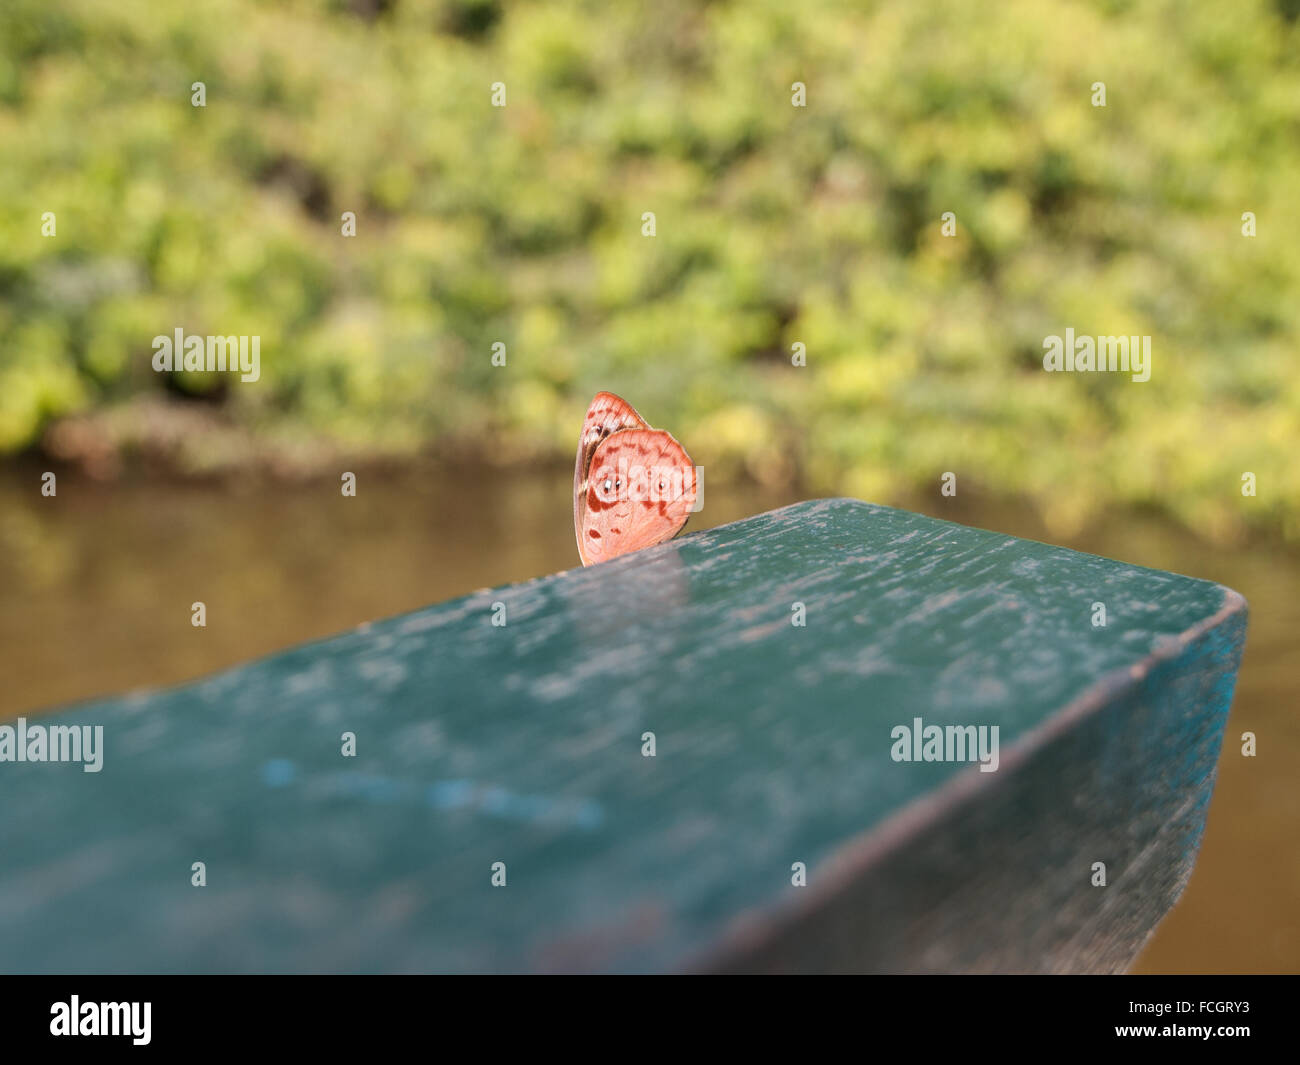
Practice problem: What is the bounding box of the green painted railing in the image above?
[0,500,1247,973]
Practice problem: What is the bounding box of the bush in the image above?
[2,0,1298,538]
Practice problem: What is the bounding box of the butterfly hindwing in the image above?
[578,427,697,566]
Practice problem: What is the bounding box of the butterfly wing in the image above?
[574,392,650,552]
[578,428,697,566]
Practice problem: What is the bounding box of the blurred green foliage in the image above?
[1,0,1298,538]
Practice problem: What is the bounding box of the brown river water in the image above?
[0,463,1295,973]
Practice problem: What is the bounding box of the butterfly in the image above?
[573,392,698,566]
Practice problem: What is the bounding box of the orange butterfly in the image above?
[573,392,698,566]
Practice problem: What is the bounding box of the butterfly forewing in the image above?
[573,392,650,549]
